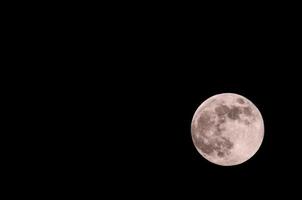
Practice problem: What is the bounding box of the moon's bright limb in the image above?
[191,93,264,166]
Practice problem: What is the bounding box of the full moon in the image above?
[191,93,264,166]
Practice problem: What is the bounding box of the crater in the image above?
[243,106,252,116]
[217,151,225,157]
[218,116,226,124]
[244,119,251,125]
[215,123,226,136]
[237,98,245,104]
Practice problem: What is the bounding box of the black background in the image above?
[98,19,299,196]
[77,39,298,195]
[12,4,302,196]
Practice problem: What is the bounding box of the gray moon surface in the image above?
[191,93,264,166]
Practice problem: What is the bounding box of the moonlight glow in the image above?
[191,93,264,166]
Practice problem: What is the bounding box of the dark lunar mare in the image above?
[192,134,234,157]
[192,107,235,158]
[192,133,215,154]
[227,106,242,120]
[192,111,216,154]
[215,105,230,115]
[192,126,234,157]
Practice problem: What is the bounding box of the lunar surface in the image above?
[191,93,264,166]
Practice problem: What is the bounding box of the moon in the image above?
[191,93,264,166]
